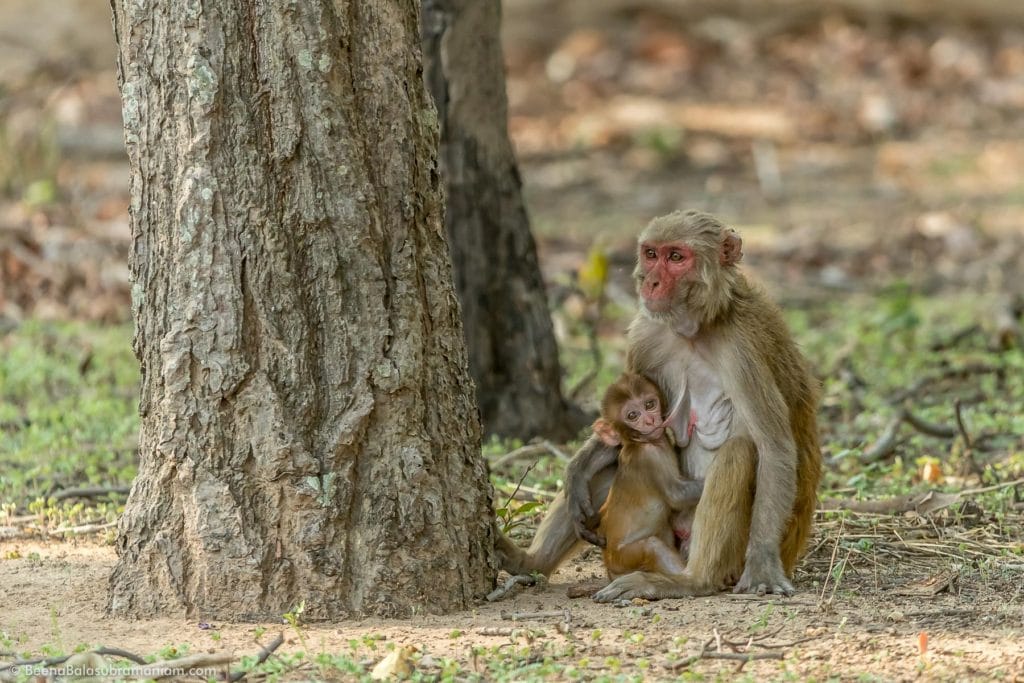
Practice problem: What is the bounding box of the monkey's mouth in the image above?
[641,296,672,314]
[633,426,666,443]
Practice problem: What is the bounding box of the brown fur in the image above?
[497,210,821,599]
[596,374,701,579]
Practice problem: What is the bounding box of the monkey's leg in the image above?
[686,436,755,585]
[593,438,756,602]
[614,536,689,576]
[497,465,615,576]
[779,476,816,576]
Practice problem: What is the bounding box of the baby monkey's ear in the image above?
[592,418,621,447]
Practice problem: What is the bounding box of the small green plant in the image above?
[281,601,307,651]
[495,500,545,534]
[749,603,775,633]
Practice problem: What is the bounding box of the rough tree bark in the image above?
[421,0,586,440]
[108,0,496,620]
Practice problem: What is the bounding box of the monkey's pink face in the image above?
[622,393,664,439]
[638,241,695,312]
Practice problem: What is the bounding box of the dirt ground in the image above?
[1,536,1021,680]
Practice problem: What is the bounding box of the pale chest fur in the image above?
[630,316,741,479]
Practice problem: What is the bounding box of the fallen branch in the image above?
[929,324,982,351]
[819,479,1024,515]
[477,627,516,636]
[954,399,981,476]
[890,363,1002,404]
[48,521,117,537]
[0,647,147,674]
[671,648,785,671]
[50,485,131,502]
[492,441,569,471]
[229,633,285,682]
[121,653,234,679]
[903,410,956,439]
[960,477,1024,496]
[829,403,967,468]
[499,609,569,621]
[855,412,905,464]
[819,489,960,515]
[487,574,536,602]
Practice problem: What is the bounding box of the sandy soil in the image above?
[1,538,1021,681]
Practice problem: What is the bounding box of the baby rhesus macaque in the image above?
[593,373,703,578]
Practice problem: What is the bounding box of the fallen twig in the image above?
[499,608,568,621]
[0,647,147,675]
[492,440,569,471]
[96,648,148,665]
[504,483,556,502]
[48,521,117,537]
[487,574,536,602]
[929,324,982,351]
[960,477,1024,496]
[818,477,1024,515]
[856,412,905,464]
[818,517,843,605]
[954,399,981,476]
[828,402,971,468]
[903,410,956,439]
[121,652,234,679]
[491,444,548,471]
[477,627,516,636]
[671,648,784,671]
[229,632,285,682]
[50,485,131,502]
[819,489,960,515]
[890,363,1002,404]
[723,593,813,605]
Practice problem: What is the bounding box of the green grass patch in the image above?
[0,320,138,516]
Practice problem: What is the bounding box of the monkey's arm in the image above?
[723,344,798,595]
[661,477,704,511]
[564,433,618,546]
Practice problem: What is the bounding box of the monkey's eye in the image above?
[645,398,657,410]
[644,248,657,260]
[669,251,685,262]
[626,410,640,422]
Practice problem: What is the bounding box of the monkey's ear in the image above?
[593,418,621,447]
[720,229,743,266]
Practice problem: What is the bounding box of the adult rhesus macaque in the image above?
[496,210,821,599]
[593,373,703,578]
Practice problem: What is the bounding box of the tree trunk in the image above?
[108,0,496,620]
[421,0,586,441]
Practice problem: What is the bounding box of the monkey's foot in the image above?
[733,556,795,596]
[593,573,657,602]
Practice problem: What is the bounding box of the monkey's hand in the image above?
[733,550,794,596]
[566,470,605,547]
[565,436,616,547]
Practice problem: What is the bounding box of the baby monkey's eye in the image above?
[626,410,640,422]
[645,399,657,410]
